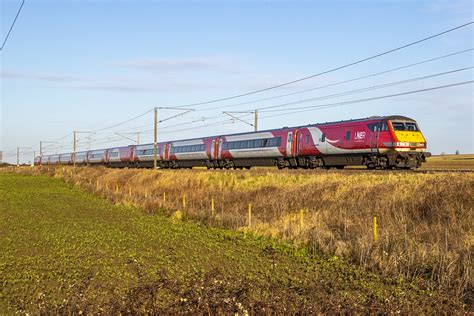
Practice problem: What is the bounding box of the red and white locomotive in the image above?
[36,115,430,169]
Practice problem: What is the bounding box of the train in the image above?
[35,115,430,170]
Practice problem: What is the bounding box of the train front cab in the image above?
[384,117,429,169]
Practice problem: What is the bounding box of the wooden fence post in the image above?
[248,203,252,228]
[373,216,378,243]
[300,209,304,230]
[211,196,215,216]
[182,195,186,209]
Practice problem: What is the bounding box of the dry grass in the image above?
[6,165,474,306]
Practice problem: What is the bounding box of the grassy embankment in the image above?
[6,161,473,310]
[1,173,464,313]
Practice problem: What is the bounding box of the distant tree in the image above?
[441,152,446,156]
[455,150,460,155]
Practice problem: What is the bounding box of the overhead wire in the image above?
[83,108,154,133]
[0,0,25,51]
[194,48,474,112]
[256,67,473,112]
[97,47,474,138]
[170,22,473,108]
[145,80,473,135]
[93,66,472,137]
[259,80,474,118]
[88,50,473,142]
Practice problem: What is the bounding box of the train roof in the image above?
[139,115,416,145]
[45,115,417,153]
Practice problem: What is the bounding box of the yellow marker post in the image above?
[300,209,304,230]
[373,216,378,243]
[129,186,132,197]
[182,195,186,209]
[105,182,108,190]
[145,189,148,198]
[248,203,252,228]
[211,196,215,216]
[115,185,119,193]
[163,192,166,207]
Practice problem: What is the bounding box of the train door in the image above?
[164,144,170,160]
[286,131,293,157]
[211,139,215,159]
[291,129,299,157]
[370,124,380,154]
[218,138,223,160]
[297,129,309,155]
[211,137,220,160]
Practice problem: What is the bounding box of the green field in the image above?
[0,173,467,313]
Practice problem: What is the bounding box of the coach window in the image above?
[306,134,310,144]
[345,131,351,140]
[288,133,292,143]
[320,133,326,142]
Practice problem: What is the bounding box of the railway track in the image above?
[316,168,472,174]
[1,165,473,174]
[339,168,474,174]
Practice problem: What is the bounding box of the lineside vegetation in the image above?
[2,173,468,313]
[6,164,473,308]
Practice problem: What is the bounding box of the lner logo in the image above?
[354,131,366,140]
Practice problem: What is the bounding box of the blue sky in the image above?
[1,0,472,163]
